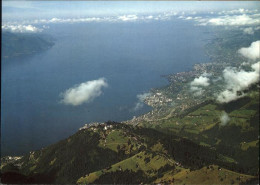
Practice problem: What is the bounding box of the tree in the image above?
[117,145,120,151]
[128,139,131,146]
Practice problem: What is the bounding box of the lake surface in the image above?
[1,19,211,156]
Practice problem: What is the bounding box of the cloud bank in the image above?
[217,8,258,15]
[217,62,260,103]
[217,41,260,103]
[3,12,175,27]
[220,111,230,126]
[207,14,260,26]
[238,40,260,60]
[189,12,260,27]
[4,9,259,32]
[2,24,42,33]
[61,78,108,106]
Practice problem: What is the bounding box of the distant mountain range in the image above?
[1,88,258,184]
[2,32,54,59]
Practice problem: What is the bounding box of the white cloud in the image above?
[242,26,260,35]
[48,17,102,23]
[178,15,202,21]
[218,8,259,15]
[190,86,204,96]
[2,24,42,33]
[146,15,153,19]
[197,14,260,26]
[220,111,230,126]
[238,41,260,60]
[209,14,260,26]
[251,62,260,73]
[61,78,108,106]
[217,89,244,103]
[217,62,260,103]
[3,10,181,27]
[185,16,193,20]
[118,15,138,21]
[243,27,254,35]
[190,73,210,96]
[191,75,210,87]
[193,16,202,20]
[133,93,150,111]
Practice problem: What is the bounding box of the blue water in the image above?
[1,20,211,156]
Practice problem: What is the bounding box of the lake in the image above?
[1,19,211,156]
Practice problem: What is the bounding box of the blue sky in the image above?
[3,1,260,21]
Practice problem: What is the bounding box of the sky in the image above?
[2,1,260,21]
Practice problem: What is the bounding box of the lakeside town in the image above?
[126,61,228,124]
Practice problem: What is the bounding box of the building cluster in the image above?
[79,122,114,131]
[144,92,173,107]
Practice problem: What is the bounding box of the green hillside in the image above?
[141,89,259,175]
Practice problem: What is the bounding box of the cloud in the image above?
[185,16,193,20]
[208,14,260,26]
[196,13,260,26]
[2,10,180,28]
[217,61,260,103]
[242,26,260,35]
[178,15,202,21]
[1,24,42,33]
[61,78,108,106]
[118,15,138,21]
[217,8,259,15]
[190,73,210,96]
[190,86,204,96]
[243,27,254,35]
[238,41,260,60]
[191,75,210,87]
[3,13,167,27]
[0,12,174,34]
[48,17,102,23]
[251,61,260,73]
[220,111,230,126]
[146,15,153,19]
[133,93,150,111]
